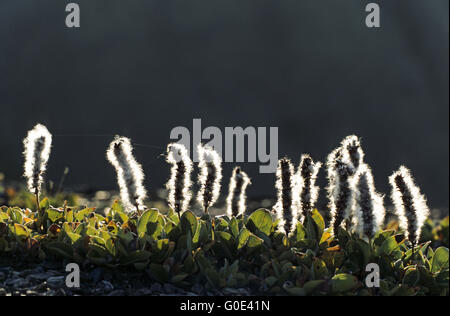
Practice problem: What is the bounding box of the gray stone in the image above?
[99,280,114,293]
[222,287,250,295]
[6,277,29,288]
[163,283,177,293]
[191,283,204,295]
[108,289,126,296]
[28,273,52,281]
[149,283,162,292]
[46,276,65,287]
[134,288,153,295]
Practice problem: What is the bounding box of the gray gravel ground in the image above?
[0,260,253,296]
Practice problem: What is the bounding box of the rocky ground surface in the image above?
[0,260,252,296]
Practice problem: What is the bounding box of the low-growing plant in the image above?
[0,126,447,296]
[0,203,447,296]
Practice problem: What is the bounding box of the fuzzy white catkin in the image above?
[274,158,299,235]
[341,135,365,174]
[351,164,385,239]
[326,147,342,205]
[389,166,430,245]
[197,144,222,212]
[327,147,354,234]
[23,124,52,195]
[106,136,147,213]
[226,167,251,218]
[296,154,322,221]
[166,143,193,215]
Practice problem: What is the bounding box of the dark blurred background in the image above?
[0,0,448,210]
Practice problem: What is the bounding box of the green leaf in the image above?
[246,208,273,236]
[303,280,325,295]
[65,210,74,222]
[13,223,30,240]
[204,268,223,288]
[247,234,264,250]
[66,232,82,245]
[171,273,189,284]
[39,198,50,211]
[304,214,319,241]
[45,241,73,259]
[0,210,9,222]
[284,286,306,296]
[431,247,449,273]
[312,258,328,279]
[137,209,159,235]
[216,231,235,258]
[8,208,23,224]
[148,263,169,283]
[110,201,128,223]
[337,226,351,246]
[311,209,325,239]
[105,238,116,256]
[46,208,64,223]
[403,267,420,286]
[75,208,94,221]
[378,236,399,256]
[264,276,278,287]
[152,239,174,263]
[229,217,240,239]
[331,274,359,293]
[180,211,198,236]
[237,228,251,250]
[193,220,210,246]
[373,229,395,246]
[295,222,306,241]
[90,236,106,247]
[215,218,229,231]
[121,250,151,265]
[86,243,109,265]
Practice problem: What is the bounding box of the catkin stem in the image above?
[35,192,41,216]
[176,203,181,220]
[135,203,142,217]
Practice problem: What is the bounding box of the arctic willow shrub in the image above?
[0,202,448,296]
[1,129,448,296]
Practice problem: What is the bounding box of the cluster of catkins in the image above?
[107,138,253,218]
[275,135,430,246]
[273,155,322,235]
[21,124,430,246]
